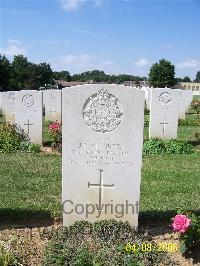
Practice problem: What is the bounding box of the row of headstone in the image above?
[0,85,145,228]
[0,85,195,228]
[0,86,193,145]
[142,87,193,117]
[0,90,62,144]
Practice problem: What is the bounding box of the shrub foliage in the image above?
[179,115,200,126]
[143,139,194,155]
[0,123,40,153]
[191,100,200,114]
[43,220,171,266]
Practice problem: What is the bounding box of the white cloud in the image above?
[176,59,200,69]
[60,0,104,11]
[0,40,26,57]
[60,54,94,67]
[8,39,23,46]
[52,53,116,73]
[135,58,150,67]
[60,0,84,11]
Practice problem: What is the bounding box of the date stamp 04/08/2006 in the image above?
[125,242,179,253]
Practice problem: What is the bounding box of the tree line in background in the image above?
[0,54,200,91]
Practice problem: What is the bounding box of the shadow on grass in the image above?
[187,140,200,147]
[0,208,55,228]
[184,248,200,264]
[139,209,200,226]
[43,140,53,147]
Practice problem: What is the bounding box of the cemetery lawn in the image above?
[0,152,199,224]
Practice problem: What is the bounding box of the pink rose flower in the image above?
[172,214,191,233]
[49,122,61,130]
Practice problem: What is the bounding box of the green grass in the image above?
[144,113,200,141]
[0,152,199,223]
[193,95,200,100]
[140,153,200,222]
[0,110,199,224]
[0,153,61,220]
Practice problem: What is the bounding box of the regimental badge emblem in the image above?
[22,94,34,107]
[158,92,173,105]
[83,89,123,133]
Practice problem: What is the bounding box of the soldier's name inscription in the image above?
[68,138,134,167]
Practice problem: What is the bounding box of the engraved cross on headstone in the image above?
[24,119,34,134]
[160,120,169,136]
[88,169,114,207]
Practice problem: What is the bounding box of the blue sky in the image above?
[1,0,200,78]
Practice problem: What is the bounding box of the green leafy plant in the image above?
[194,132,200,141]
[19,142,41,153]
[0,123,40,153]
[144,107,150,115]
[143,139,194,155]
[0,123,28,153]
[0,237,23,266]
[44,120,53,127]
[178,116,200,126]
[171,212,200,255]
[43,220,171,266]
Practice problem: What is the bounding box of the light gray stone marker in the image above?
[149,88,179,139]
[174,89,186,119]
[15,90,43,144]
[141,86,151,110]
[43,90,62,123]
[4,91,16,123]
[62,84,145,228]
[184,90,193,112]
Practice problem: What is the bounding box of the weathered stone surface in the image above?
[43,90,62,122]
[4,91,16,123]
[15,90,43,144]
[149,88,179,139]
[62,84,145,228]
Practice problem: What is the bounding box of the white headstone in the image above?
[149,88,178,139]
[174,89,186,119]
[43,90,62,123]
[62,84,145,228]
[141,87,151,110]
[4,91,16,123]
[184,90,193,112]
[15,90,43,145]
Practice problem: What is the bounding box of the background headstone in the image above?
[174,89,186,119]
[43,90,62,123]
[62,84,145,228]
[4,91,16,123]
[141,87,151,110]
[184,90,193,113]
[15,90,43,145]
[149,88,178,139]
